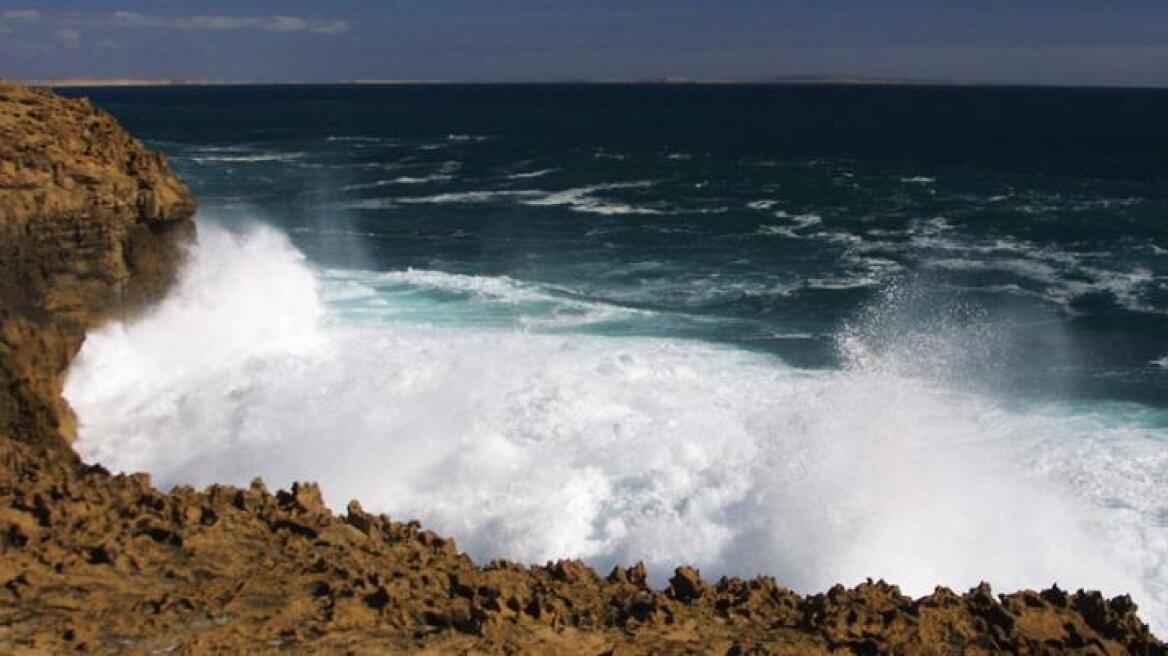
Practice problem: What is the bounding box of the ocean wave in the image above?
[393,175,456,185]
[188,152,305,164]
[398,190,546,204]
[924,257,1062,280]
[64,221,1168,633]
[342,174,455,191]
[900,176,936,184]
[998,191,1146,216]
[756,225,800,238]
[288,227,389,241]
[1069,197,1144,210]
[294,161,389,171]
[756,213,823,238]
[335,268,552,304]
[337,198,396,210]
[814,231,863,246]
[321,266,649,329]
[326,135,386,143]
[790,213,822,229]
[523,182,662,215]
[857,227,1161,314]
[178,144,254,153]
[1058,266,1158,312]
[800,277,881,291]
[507,168,558,180]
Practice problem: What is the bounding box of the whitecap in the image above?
[508,168,558,180]
[523,182,661,216]
[359,268,552,304]
[392,175,455,185]
[791,213,822,229]
[342,174,455,191]
[189,152,305,164]
[326,135,385,143]
[925,258,1062,282]
[756,225,800,238]
[399,190,545,204]
[755,212,823,238]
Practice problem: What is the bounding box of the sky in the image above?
[2,1,1168,86]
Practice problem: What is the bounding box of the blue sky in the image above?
[2,1,1167,85]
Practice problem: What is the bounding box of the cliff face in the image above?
[0,80,196,446]
[0,81,1163,654]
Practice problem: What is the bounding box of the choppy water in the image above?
[60,85,1168,631]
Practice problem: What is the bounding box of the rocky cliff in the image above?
[0,80,1163,654]
[0,80,196,448]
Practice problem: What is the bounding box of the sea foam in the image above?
[64,221,1168,633]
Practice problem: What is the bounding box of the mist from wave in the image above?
[64,221,1168,633]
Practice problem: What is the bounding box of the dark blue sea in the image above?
[60,85,1168,629]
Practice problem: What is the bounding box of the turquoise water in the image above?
[75,84,1168,408]
[61,85,1168,630]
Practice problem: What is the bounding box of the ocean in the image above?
[59,84,1168,629]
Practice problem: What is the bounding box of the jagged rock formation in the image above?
[2,447,1164,654]
[0,80,1164,654]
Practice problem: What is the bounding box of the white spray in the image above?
[65,221,1168,632]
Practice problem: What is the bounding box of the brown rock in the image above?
[666,566,707,603]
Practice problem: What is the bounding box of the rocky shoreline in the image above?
[0,79,1163,654]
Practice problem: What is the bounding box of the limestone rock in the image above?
[0,78,196,447]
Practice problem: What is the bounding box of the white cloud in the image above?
[2,10,348,45]
[94,38,122,52]
[0,8,40,34]
[54,28,81,49]
[0,9,41,23]
[95,11,350,34]
[263,16,307,33]
[305,19,349,35]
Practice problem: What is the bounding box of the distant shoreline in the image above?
[23,77,1168,91]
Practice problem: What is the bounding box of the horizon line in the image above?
[17,76,1168,92]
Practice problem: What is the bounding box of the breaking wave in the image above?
[64,221,1168,633]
